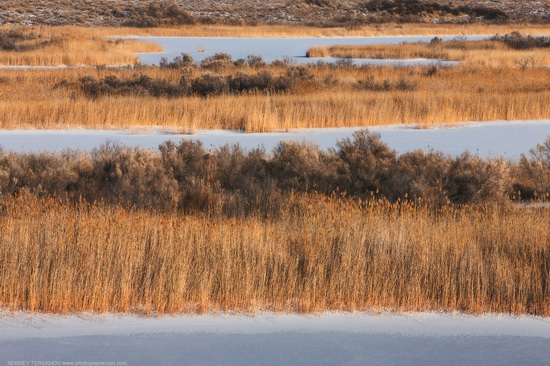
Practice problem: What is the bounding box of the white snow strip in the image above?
[1,312,549,366]
[121,35,488,65]
[1,120,549,159]
[2,312,549,340]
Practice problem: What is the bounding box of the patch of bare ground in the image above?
[0,0,547,27]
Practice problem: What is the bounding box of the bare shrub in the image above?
[245,55,267,68]
[159,53,195,69]
[362,0,509,23]
[79,70,291,99]
[229,72,271,93]
[191,74,229,96]
[0,151,85,198]
[304,0,333,7]
[271,141,338,192]
[444,153,510,204]
[79,75,190,98]
[335,130,397,197]
[200,53,233,70]
[0,30,29,51]
[158,140,218,212]
[122,1,195,27]
[392,150,450,203]
[87,143,179,209]
[212,145,278,216]
[228,71,293,94]
[1,136,548,213]
[492,32,550,50]
[356,77,416,91]
[514,137,550,199]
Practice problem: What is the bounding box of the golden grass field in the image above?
[0,24,548,131]
[0,24,548,316]
[0,61,548,131]
[0,35,161,66]
[0,193,547,315]
[69,23,550,38]
[307,39,550,68]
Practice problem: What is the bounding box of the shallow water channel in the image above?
[125,35,488,66]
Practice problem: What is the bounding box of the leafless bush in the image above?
[0,30,55,51]
[79,70,292,98]
[362,0,509,23]
[0,151,83,197]
[200,53,233,70]
[191,74,229,96]
[271,141,338,192]
[245,55,267,68]
[335,130,397,197]
[304,0,334,7]
[87,143,180,209]
[159,53,195,69]
[444,153,510,204]
[392,150,450,203]
[356,77,417,91]
[514,137,550,198]
[492,32,550,50]
[0,133,547,214]
[122,1,196,27]
[80,75,191,98]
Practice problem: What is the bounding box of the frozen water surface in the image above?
[123,35,487,66]
[1,312,549,366]
[1,120,549,159]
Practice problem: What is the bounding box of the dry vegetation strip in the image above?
[0,28,161,66]
[0,26,548,131]
[71,23,550,38]
[0,62,548,131]
[307,37,550,68]
[1,131,548,213]
[0,193,547,315]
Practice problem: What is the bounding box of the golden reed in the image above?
[0,193,547,315]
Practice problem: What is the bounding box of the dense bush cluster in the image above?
[79,71,293,98]
[0,30,29,51]
[118,1,195,27]
[1,132,548,215]
[491,32,550,49]
[160,53,269,70]
[3,0,547,27]
[362,0,509,22]
[79,75,189,98]
[0,30,54,51]
[77,54,316,98]
[304,0,334,7]
[356,77,417,91]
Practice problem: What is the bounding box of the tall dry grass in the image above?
[0,91,548,131]
[0,193,547,315]
[44,24,550,38]
[0,26,548,131]
[0,63,548,131]
[307,39,550,68]
[0,28,161,66]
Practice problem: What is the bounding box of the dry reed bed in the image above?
[1,91,547,131]
[0,63,548,131]
[0,24,548,67]
[32,24,550,38]
[307,39,550,68]
[0,26,548,131]
[0,193,547,315]
[0,31,161,66]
